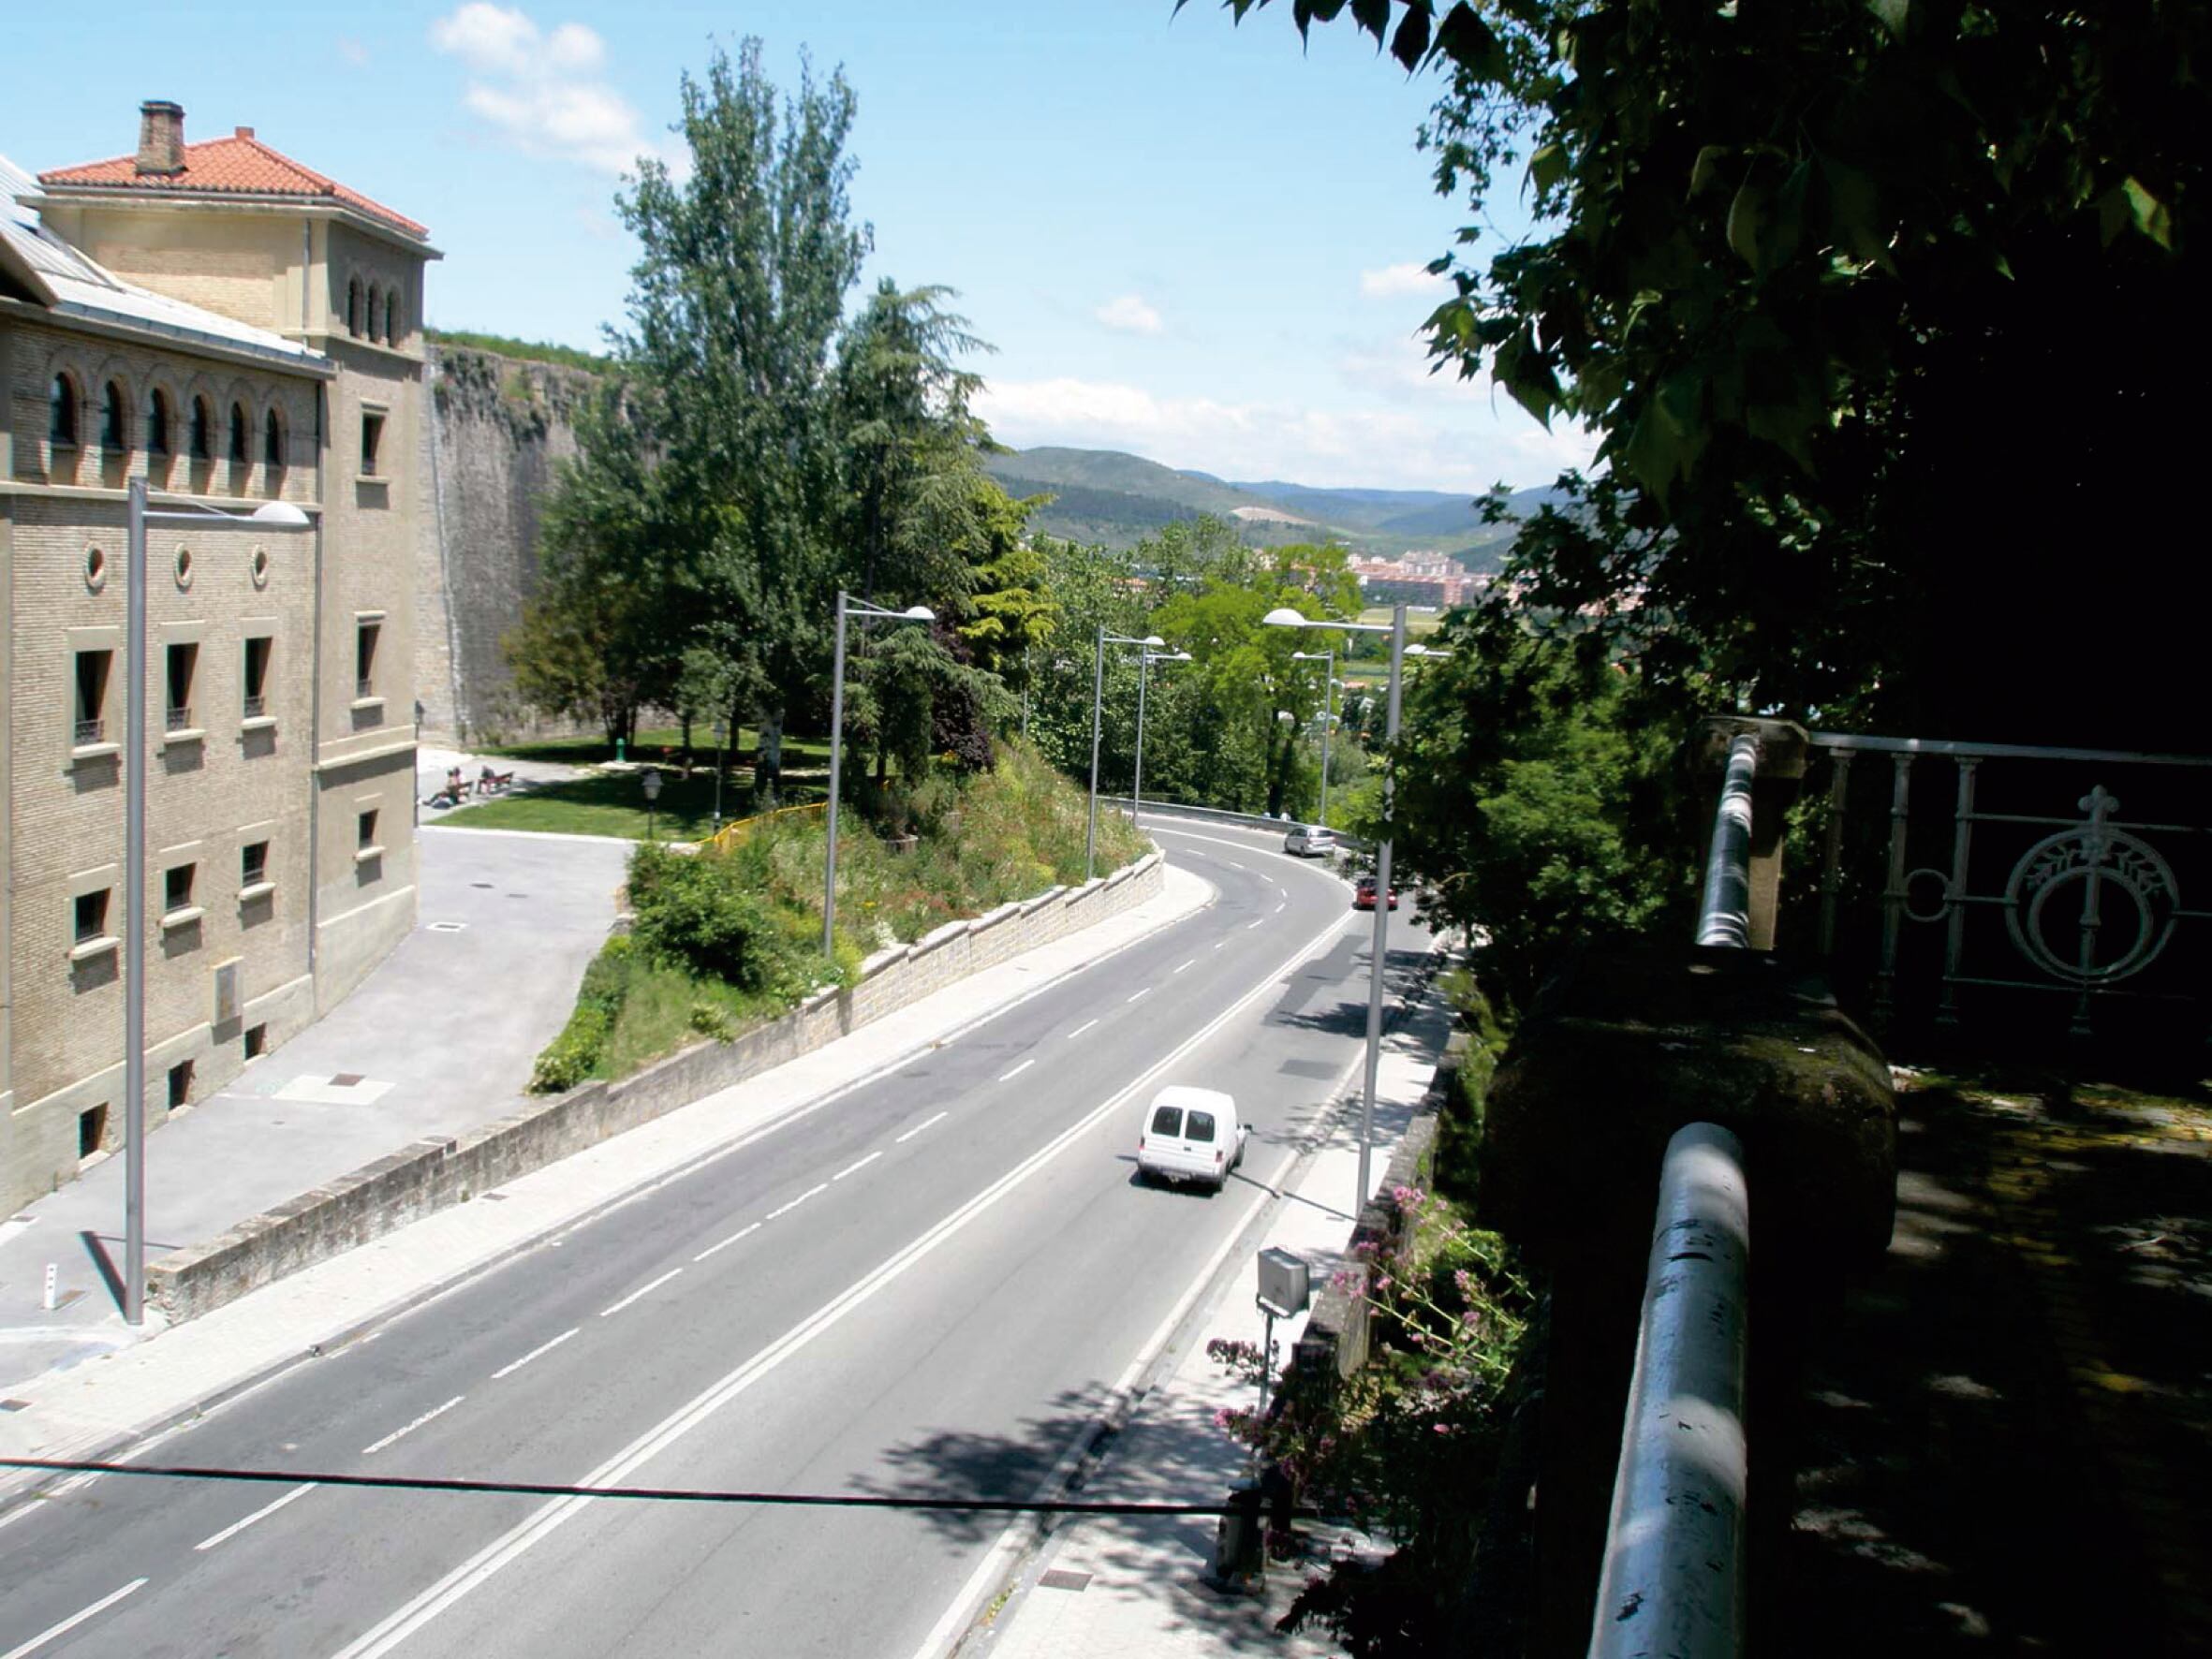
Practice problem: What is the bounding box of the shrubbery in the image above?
[529,935,640,1092]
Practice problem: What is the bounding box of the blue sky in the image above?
[6,1,1596,492]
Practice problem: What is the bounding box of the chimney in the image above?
[234,126,255,140]
[136,100,185,176]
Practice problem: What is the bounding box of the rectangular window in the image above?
[361,410,385,477]
[244,1023,269,1060]
[243,636,273,718]
[356,622,380,699]
[358,809,380,851]
[168,1061,194,1111]
[1185,1109,1218,1144]
[1149,1105,1183,1138]
[74,649,111,745]
[163,862,196,917]
[241,839,270,888]
[165,641,198,732]
[80,1105,109,1158]
[74,889,110,944]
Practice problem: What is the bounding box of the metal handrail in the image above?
[1589,1121,1750,1659]
[242,694,267,719]
[74,717,105,746]
[1696,733,1761,947]
[165,703,193,731]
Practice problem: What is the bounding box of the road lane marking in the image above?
[766,1183,828,1221]
[1276,901,1287,914]
[330,905,1356,1659]
[194,1483,316,1550]
[491,1328,579,1379]
[598,1269,683,1317]
[1,1579,147,1658]
[1246,918,1264,930]
[693,1224,760,1262]
[1066,1019,1099,1039]
[895,1111,949,1144]
[1126,989,1149,1004]
[833,1152,881,1182]
[997,1059,1035,1081]
[361,1396,465,1456]
[1172,959,1196,974]
[1228,860,1246,870]
[1214,941,1227,950]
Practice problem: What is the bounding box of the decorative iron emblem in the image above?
[2003,786,2179,985]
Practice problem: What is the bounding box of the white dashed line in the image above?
[694,1224,760,1262]
[998,1058,1035,1081]
[361,1396,465,1456]
[1,1579,147,1657]
[1228,860,1246,870]
[1246,918,1264,930]
[1126,989,1149,1004]
[1066,1019,1099,1039]
[491,1327,578,1379]
[767,1183,829,1221]
[895,1111,949,1144]
[833,1152,881,1182]
[195,1483,316,1551]
[1214,941,1228,950]
[1276,901,1286,914]
[1172,959,1196,974]
[598,1269,682,1317]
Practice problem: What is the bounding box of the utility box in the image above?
[1257,1247,1310,1318]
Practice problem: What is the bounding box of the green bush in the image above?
[627,843,815,997]
[528,935,640,1091]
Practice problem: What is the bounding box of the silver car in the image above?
[1283,824,1337,857]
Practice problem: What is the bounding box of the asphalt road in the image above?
[0,822,1433,1659]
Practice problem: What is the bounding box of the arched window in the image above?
[146,389,171,455]
[188,396,213,461]
[385,291,403,346]
[263,408,284,472]
[347,277,362,337]
[369,286,385,345]
[100,380,128,452]
[229,403,250,466]
[49,374,78,448]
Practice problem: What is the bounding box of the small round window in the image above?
[84,545,108,591]
[174,547,194,589]
[250,547,271,588]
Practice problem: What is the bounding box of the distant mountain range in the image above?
[981,446,1565,568]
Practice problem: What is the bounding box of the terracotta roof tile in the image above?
[40,130,427,240]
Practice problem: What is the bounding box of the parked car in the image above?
[1353,874,1398,911]
[1135,1085,1248,1194]
[1283,824,1338,858]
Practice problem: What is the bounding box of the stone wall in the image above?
[417,344,597,745]
[148,852,1167,1322]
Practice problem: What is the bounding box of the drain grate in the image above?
[1038,1570,1092,1592]
[0,1400,28,1413]
[331,1073,364,1087]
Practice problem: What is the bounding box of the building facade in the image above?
[0,105,435,1211]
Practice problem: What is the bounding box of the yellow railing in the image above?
[701,799,827,855]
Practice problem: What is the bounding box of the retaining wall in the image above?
[149,853,1165,1323]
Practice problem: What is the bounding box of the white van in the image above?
[1136,1085,1248,1193]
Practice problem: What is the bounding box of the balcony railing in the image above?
[165,703,193,732]
[73,716,105,746]
[356,677,376,699]
[242,694,267,719]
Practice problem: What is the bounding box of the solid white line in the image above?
[598,1270,682,1317]
[491,1327,579,1379]
[894,1110,949,1144]
[766,1182,829,1221]
[1,1579,148,1658]
[997,1058,1035,1081]
[1066,1019,1099,1039]
[194,1483,316,1550]
[833,1152,881,1182]
[331,906,1355,1659]
[693,1223,760,1262]
[1126,988,1149,1004]
[361,1396,465,1456]
[1172,959,1196,975]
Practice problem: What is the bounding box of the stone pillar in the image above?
[1480,943,1895,1655]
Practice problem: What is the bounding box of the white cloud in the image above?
[430,4,656,176]
[338,37,371,68]
[1095,293,1164,336]
[976,374,1599,492]
[1359,261,1449,299]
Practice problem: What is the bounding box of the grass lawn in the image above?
[484,725,833,769]
[439,768,825,841]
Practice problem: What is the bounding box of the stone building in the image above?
[0,103,435,1212]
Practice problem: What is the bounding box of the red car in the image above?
[1353,875,1398,911]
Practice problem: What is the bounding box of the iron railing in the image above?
[165,703,192,732]
[73,717,105,746]
[241,694,267,719]
[1696,732,1761,947]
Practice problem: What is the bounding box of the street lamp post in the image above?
[641,766,662,843]
[1291,648,1336,827]
[710,718,727,832]
[1084,629,1163,879]
[1130,648,1190,826]
[822,592,936,957]
[122,477,309,1325]
[1262,603,1450,1207]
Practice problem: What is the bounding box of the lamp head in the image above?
[902,605,936,622]
[641,768,662,801]
[1142,634,1165,648]
[249,500,311,529]
[1261,608,1308,629]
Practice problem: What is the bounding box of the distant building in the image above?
[0,101,435,1211]
[1349,551,1485,609]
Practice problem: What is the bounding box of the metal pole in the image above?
[1253,1307,1277,1475]
[1084,624,1105,881]
[822,592,850,957]
[1354,606,1407,1210]
[712,725,725,832]
[1131,651,1150,826]
[1320,650,1335,829]
[124,477,148,1326]
[1696,732,1762,948]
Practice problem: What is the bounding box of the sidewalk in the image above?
[974,971,1456,1659]
[0,864,1216,1496]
